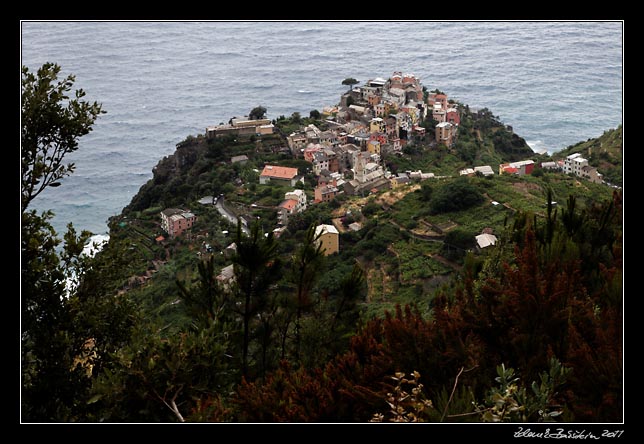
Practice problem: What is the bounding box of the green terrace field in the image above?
[348,169,617,318]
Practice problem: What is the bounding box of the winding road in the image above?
[215,197,250,235]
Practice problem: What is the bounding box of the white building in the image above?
[563,153,589,175]
[284,189,307,212]
[474,165,495,177]
[475,233,498,249]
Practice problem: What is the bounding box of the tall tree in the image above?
[341,77,359,91]
[289,224,325,362]
[21,63,104,211]
[232,220,281,378]
[21,63,134,421]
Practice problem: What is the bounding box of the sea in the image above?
[21,21,623,240]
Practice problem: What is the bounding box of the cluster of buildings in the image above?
[288,72,459,158]
[560,153,603,183]
[458,159,536,178]
[281,72,455,204]
[538,153,601,184]
[165,72,607,259]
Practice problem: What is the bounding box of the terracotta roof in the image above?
[279,199,298,211]
[260,165,299,180]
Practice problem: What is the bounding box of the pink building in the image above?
[314,180,339,203]
[446,108,460,125]
[160,208,197,237]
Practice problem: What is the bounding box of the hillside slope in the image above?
[553,125,622,186]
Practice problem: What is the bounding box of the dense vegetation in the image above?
[21,63,622,424]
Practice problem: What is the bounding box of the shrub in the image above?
[429,177,484,214]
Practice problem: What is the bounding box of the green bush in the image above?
[429,177,484,214]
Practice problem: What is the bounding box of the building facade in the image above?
[160,208,197,237]
[314,224,340,256]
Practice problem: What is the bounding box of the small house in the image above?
[160,208,197,237]
[259,165,300,186]
[314,224,340,256]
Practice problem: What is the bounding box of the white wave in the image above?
[82,234,110,258]
[526,140,550,155]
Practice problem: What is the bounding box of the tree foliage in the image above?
[249,106,267,120]
[21,63,105,211]
[21,63,135,422]
[232,220,282,378]
[429,177,484,214]
[341,77,359,89]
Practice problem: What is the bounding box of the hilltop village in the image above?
[159,71,607,252]
[24,61,623,423]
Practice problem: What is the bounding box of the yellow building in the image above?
[367,139,381,156]
[314,224,340,256]
[369,117,386,133]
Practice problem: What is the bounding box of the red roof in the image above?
[279,199,298,211]
[260,165,298,180]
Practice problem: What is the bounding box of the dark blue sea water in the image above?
[21,21,623,237]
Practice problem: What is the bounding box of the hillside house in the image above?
[446,108,461,125]
[312,151,329,175]
[369,117,386,134]
[277,199,299,225]
[563,153,587,175]
[314,181,340,203]
[160,208,197,237]
[287,132,308,155]
[499,160,535,176]
[284,189,307,212]
[460,168,475,176]
[475,233,498,249]
[367,139,381,156]
[304,124,322,144]
[581,165,603,184]
[259,165,300,186]
[433,104,446,123]
[561,153,602,183]
[333,143,361,171]
[231,154,249,165]
[474,165,495,177]
[216,264,236,290]
[436,121,456,146]
[303,144,323,162]
[541,161,560,171]
[314,224,340,256]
